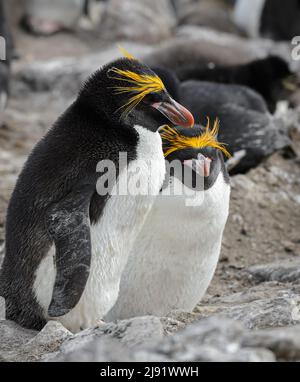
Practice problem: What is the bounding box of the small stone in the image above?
[165,309,200,326]
[282,240,296,253]
[232,213,244,225]
[17,321,73,361]
[98,0,175,44]
[244,261,300,284]
[241,227,247,236]
[144,316,275,362]
[242,325,300,361]
[222,297,300,329]
[0,320,72,362]
[160,317,185,336]
[220,255,229,263]
[46,337,134,362]
[59,316,164,356]
[0,320,37,354]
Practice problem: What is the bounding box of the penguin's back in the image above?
[180,80,269,114]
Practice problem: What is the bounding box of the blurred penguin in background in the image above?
[21,0,85,35]
[234,0,300,40]
[176,56,297,113]
[172,0,239,35]
[153,67,290,174]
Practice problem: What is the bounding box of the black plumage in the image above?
[176,56,295,113]
[152,67,290,174]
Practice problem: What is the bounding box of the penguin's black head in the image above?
[160,120,230,190]
[150,66,181,102]
[78,57,194,132]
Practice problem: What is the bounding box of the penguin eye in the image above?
[143,93,162,104]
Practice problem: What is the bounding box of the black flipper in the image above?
[46,185,93,317]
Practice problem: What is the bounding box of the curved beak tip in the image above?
[179,106,195,128]
[152,99,194,128]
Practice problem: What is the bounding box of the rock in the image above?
[242,325,300,361]
[244,261,300,284]
[0,320,72,362]
[204,283,299,306]
[160,310,201,335]
[176,0,239,35]
[59,316,164,354]
[144,32,261,70]
[0,296,5,320]
[98,0,176,44]
[0,320,37,355]
[222,297,300,329]
[165,309,200,325]
[141,317,275,362]
[48,337,135,362]
[176,26,292,60]
[46,316,275,362]
[24,0,85,29]
[0,238,5,262]
[17,321,72,361]
[44,316,164,362]
[171,0,196,12]
[195,284,300,329]
[160,310,200,335]
[144,25,294,70]
[13,43,154,96]
[160,316,186,336]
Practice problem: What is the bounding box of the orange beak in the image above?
[151,98,194,127]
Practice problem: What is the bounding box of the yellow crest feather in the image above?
[118,45,136,60]
[160,117,231,158]
[108,67,165,117]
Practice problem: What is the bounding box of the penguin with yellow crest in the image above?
[107,119,231,320]
[0,50,194,332]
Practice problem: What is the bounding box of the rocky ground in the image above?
[1,1,300,362]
